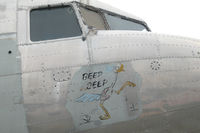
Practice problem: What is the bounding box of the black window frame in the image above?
[29,4,83,42]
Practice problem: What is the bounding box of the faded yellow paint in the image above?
[99,81,136,120]
[99,103,111,120]
[116,64,125,73]
[116,81,136,95]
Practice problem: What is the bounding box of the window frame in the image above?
[103,12,150,31]
[28,3,84,43]
[76,2,151,32]
[77,3,110,30]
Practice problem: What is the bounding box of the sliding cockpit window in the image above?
[30,5,82,42]
[79,7,106,30]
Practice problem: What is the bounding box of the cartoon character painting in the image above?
[66,63,141,131]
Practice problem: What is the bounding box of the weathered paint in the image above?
[19,30,200,132]
[1,0,200,133]
[66,63,142,131]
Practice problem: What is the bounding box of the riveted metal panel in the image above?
[20,37,89,132]
[90,31,159,64]
[19,39,89,73]
[87,31,200,133]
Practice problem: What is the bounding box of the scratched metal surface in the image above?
[1,0,200,133]
[19,30,200,133]
[19,37,89,132]
[18,1,200,132]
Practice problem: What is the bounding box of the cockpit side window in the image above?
[104,13,147,31]
[30,5,82,42]
[79,7,106,30]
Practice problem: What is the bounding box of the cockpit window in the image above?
[105,13,147,31]
[79,7,106,30]
[30,6,82,41]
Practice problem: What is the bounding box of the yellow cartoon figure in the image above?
[76,64,136,120]
[99,64,136,120]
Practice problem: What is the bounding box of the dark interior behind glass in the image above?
[30,6,82,41]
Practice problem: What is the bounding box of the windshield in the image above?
[79,7,106,30]
[105,13,147,31]
[79,6,148,31]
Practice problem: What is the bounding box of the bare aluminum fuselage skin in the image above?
[0,0,200,133]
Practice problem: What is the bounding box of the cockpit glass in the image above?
[105,13,147,31]
[30,6,82,41]
[79,7,106,30]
